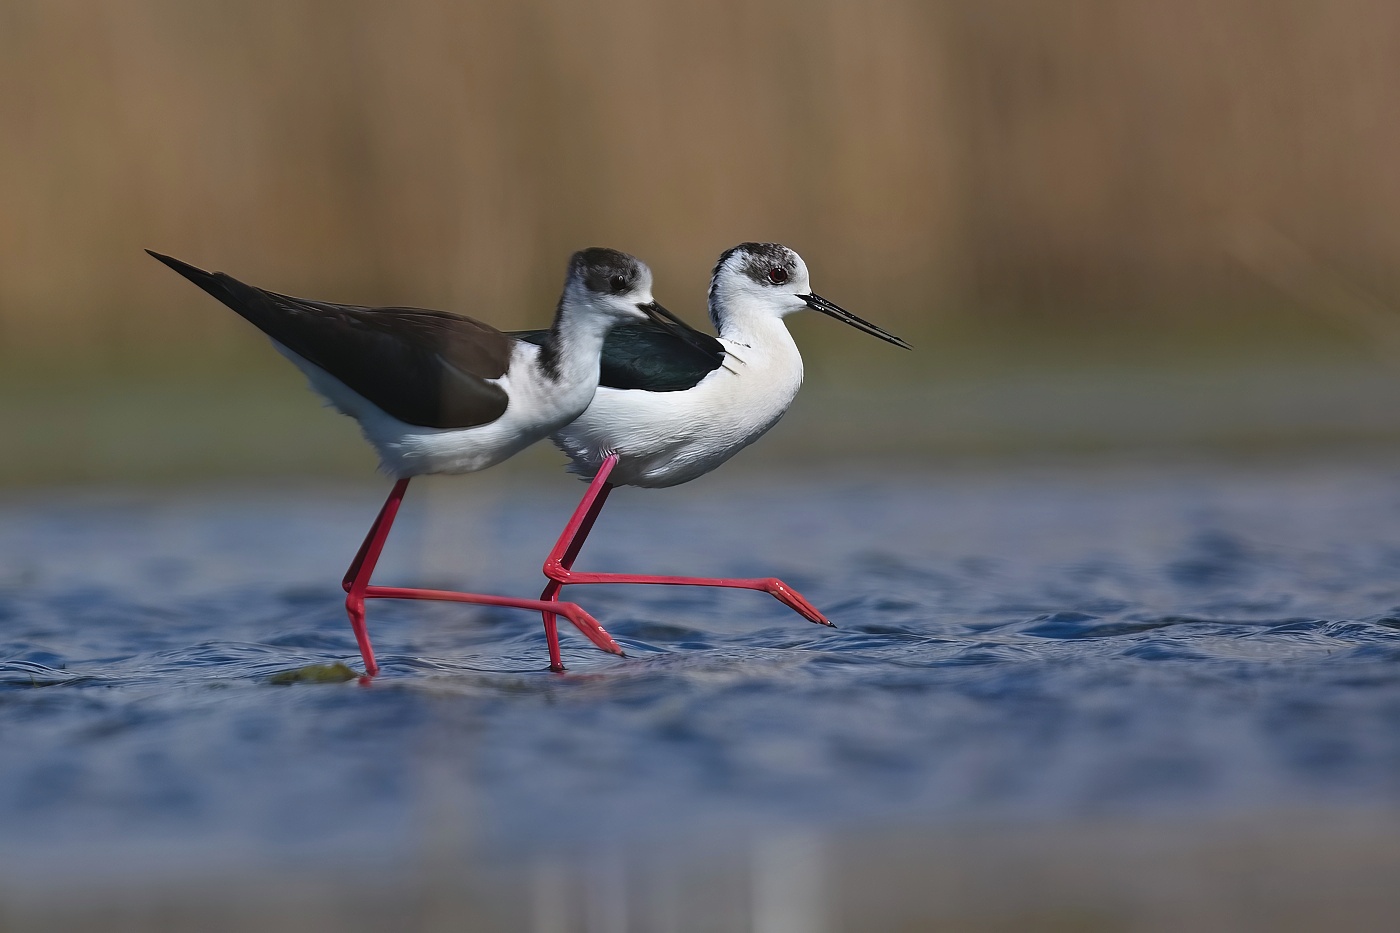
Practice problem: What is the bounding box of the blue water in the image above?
[4,460,1400,881]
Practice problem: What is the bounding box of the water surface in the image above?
[4,459,1400,885]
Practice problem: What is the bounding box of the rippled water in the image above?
[4,459,1400,883]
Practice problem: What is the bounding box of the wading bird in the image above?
[520,243,911,667]
[148,248,702,676]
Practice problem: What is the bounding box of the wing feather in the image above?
[515,321,723,393]
[149,251,512,428]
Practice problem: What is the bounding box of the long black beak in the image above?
[638,301,725,363]
[801,293,911,349]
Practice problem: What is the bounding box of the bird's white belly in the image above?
[281,342,596,477]
[552,358,803,488]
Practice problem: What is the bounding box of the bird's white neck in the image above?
[711,297,804,400]
[711,292,799,352]
[541,302,616,387]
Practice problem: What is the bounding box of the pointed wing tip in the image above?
[145,249,215,284]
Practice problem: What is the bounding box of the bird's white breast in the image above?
[552,327,805,488]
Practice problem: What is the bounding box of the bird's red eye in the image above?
[767,268,789,285]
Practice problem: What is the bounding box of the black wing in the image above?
[515,321,724,392]
[148,251,512,429]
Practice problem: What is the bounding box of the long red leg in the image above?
[342,478,410,677]
[540,454,834,630]
[539,457,618,670]
[342,479,624,679]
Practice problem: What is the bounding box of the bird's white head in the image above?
[707,243,811,330]
[707,243,911,349]
[553,247,714,360]
[563,247,663,325]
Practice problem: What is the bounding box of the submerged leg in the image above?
[343,479,624,679]
[540,453,834,631]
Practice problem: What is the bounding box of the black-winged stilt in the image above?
[147,247,702,676]
[521,243,911,664]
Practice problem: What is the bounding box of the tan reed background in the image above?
[3,0,1400,374]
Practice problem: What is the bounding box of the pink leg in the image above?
[540,454,835,630]
[342,479,624,678]
[342,478,410,677]
[540,460,618,670]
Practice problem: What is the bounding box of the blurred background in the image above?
[9,4,1400,931]
[6,0,1400,481]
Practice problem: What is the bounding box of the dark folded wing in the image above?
[149,251,512,428]
[515,321,724,393]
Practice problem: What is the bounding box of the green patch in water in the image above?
[268,662,357,685]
